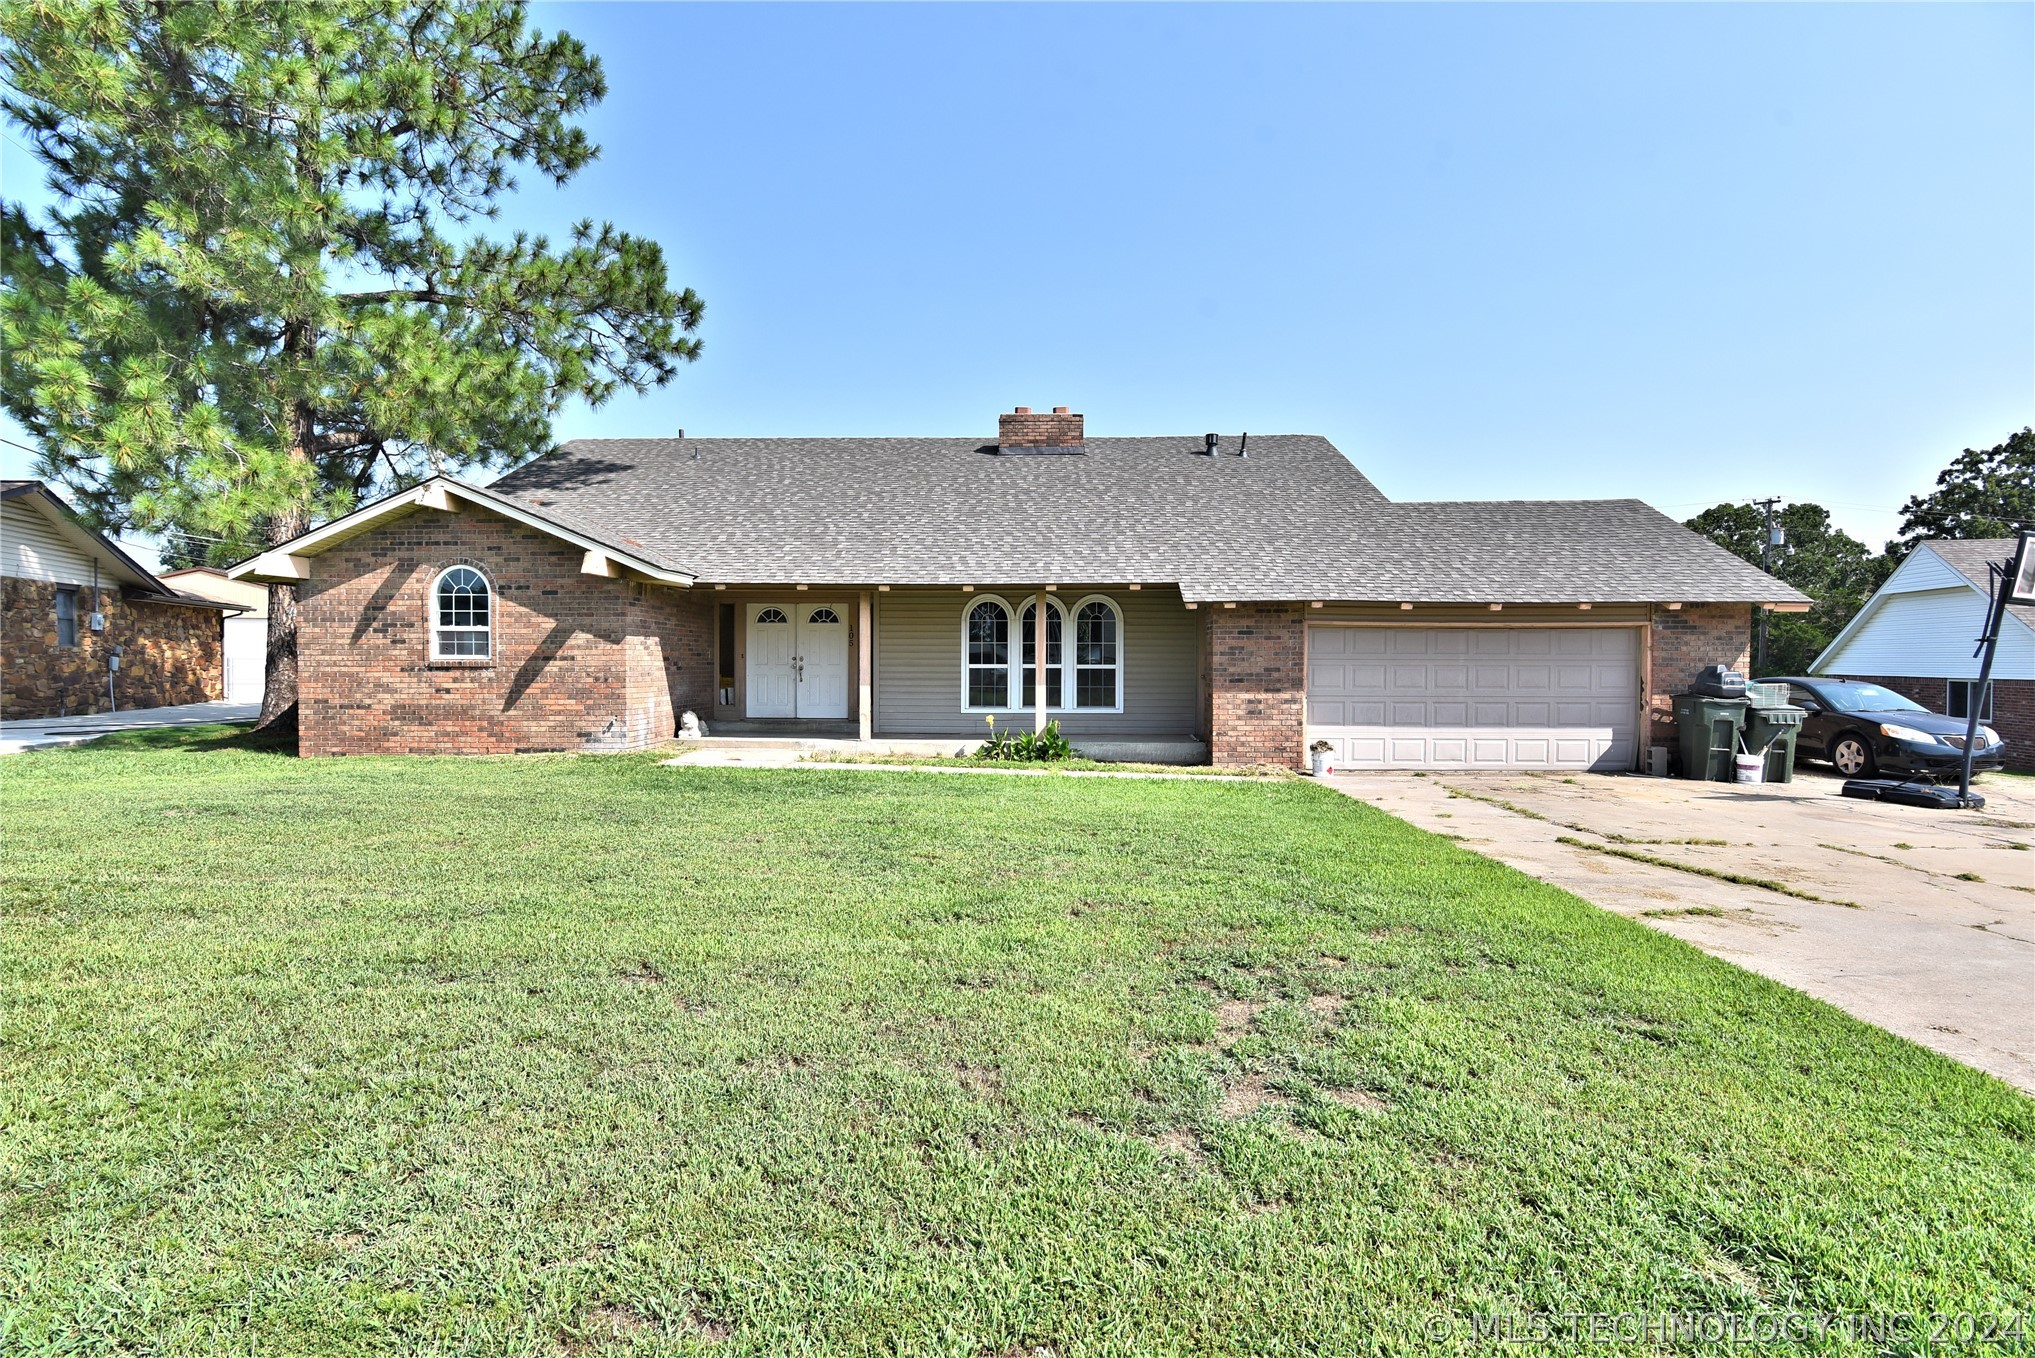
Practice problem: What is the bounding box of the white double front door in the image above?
[745,603,850,719]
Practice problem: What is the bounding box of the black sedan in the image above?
[1760,677,2007,778]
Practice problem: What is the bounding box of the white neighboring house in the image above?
[158,567,270,704]
[1811,539,2033,770]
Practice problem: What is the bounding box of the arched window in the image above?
[1073,598,1121,709]
[432,566,491,659]
[964,598,1010,709]
[755,607,789,625]
[962,594,1123,712]
[1020,599,1067,709]
[807,607,841,625]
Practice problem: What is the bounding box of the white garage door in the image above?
[1307,627,1639,771]
[223,615,267,704]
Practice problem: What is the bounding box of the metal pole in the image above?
[1754,498,1780,673]
[1958,562,2011,803]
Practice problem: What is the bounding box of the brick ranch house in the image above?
[229,407,1807,767]
[1811,538,2033,772]
[2,480,241,719]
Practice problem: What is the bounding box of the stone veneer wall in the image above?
[1827,673,2034,773]
[1645,603,1753,750]
[1207,601,1306,768]
[1,577,222,719]
[297,504,713,756]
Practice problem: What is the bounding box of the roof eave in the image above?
[226,477,698,587]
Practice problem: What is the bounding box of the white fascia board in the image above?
[226,477,695,586]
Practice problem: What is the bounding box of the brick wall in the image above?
[1829,673,2034,772]
[298,504,712,756]
[997,406,1083,448]
[1,577,222,718]
[1647,603,1752,749]
[1207,601,1305,768]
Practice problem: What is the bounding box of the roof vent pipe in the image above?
[1204,433,1220,456]
[1238,432,1248,458]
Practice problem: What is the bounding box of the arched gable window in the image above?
[962,594,1123,712]
[431,565,492,659]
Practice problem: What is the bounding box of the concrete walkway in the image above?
[1326,769,2035,1093]
[0,701,259,755]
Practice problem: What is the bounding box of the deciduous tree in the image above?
[1683,502,1889,675]
[1889,428,2035,558]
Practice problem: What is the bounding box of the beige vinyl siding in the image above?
[2,499,100,586]
[874,586,1202,737]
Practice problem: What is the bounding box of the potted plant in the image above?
[1309,739,1335,777]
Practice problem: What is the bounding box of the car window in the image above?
[1816,681,1926,713]
[1787,685,1822,707]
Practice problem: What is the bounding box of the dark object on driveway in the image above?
[1762,677,2006,779]
[1673,692,1748,781]
[1840,779,1985,811]
[1690,665,1747,698]
[1744,704,1804,783]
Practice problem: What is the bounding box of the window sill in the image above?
[427,658,495,669]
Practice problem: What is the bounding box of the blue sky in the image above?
[4,2,2030,565]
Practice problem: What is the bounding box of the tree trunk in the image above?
[254,392,317,734]
[254,504,305,733]
[257,65,322,739]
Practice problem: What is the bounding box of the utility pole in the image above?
[1754,498,1782,673]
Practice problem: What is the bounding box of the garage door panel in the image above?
[1309,626,1638,771]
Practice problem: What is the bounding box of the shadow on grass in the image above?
[64,722,298,757]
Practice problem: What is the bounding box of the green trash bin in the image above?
[1743,704,1804,784]
[1673,694,1749,781]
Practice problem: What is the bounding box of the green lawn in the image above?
[2,728,2030,1356]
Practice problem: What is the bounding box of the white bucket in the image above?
[1311,751,1333,777]
[1733,751,1763,784]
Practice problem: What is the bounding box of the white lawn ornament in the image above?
[679,710,706,739]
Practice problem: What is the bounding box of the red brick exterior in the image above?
[1207,602,1306,768]
[297,504,713,756]
[1828,673,2034,772]
[1,576,223,718]
[997,406,1083,447]
[1646,603,1753,750]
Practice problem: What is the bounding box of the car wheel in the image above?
[1831,733,1876,778]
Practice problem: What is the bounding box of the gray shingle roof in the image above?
[487,435,1805,604]
[1923,538,2035,631]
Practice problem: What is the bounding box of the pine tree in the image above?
[1,1,702,728]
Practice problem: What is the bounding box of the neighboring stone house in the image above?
[158,566,271,704]
[1,481,240,719]
[230,407,1807,766]
[1811,538,2033,771]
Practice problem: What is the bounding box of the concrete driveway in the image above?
[0,701,259,755]
[1329,767,2035,1093]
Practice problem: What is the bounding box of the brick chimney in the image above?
[997,405,1084,454]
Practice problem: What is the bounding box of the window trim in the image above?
[961,594,1016,712]
[1069,594,1125,713]
[429,564,494,662]
[1946,679,1995,723]
[959,592,1125,715]
[53,586,79,648]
